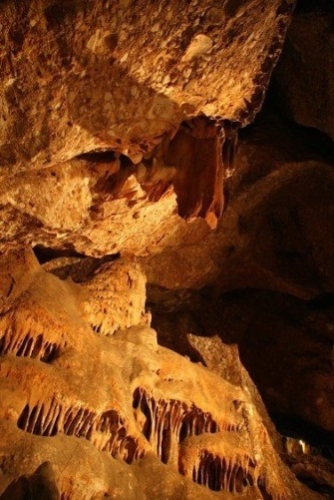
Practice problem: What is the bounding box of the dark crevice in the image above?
[257,477,274,500]
[33,245,87,265]
[183,450,255,494]
[294,0,333,16]
[306,293,334,311]
[33,245,121,283]
[240,92,334,165]
[274,413,334,454]
[77,150,117,163]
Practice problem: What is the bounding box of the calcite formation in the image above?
[0,250,321,499]
[0,0,294,253]
[0,0,334,499]
[163,117,238,228]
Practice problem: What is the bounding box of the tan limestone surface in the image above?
[0,249,321,499]
[1,1,334,499]
[0,0,294,172]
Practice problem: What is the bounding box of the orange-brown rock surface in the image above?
[0,0,294,252]
[0,0,293,172]
[1,0,334,499]
[0,250,322,499]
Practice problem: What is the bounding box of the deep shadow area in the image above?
[148,284,334,452]
[240,90,334,166]
[275,413,334,454]
[33,245,87,264]
[294,0,334,15]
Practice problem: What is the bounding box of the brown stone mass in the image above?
[0,0,333,499]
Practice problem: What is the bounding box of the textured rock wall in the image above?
[0,250,321,499]
[0,0,294,172]
[1,0,334,499]
[0,0,294,250]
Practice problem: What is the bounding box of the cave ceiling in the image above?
[0,1,334,499]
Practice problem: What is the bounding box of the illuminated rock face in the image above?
[0,0,293,172]
[0,1,333,499]
[0,250,319,499]
[0,0,294,254]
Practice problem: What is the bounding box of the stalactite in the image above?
[18,400,60,437]
[132,387,223,467]
[164,117,239,229]
[221,120,239,179]
[187,449,255,494]
[132,387,270,496]
[0,330,61,363]
[163,117,221,228]
[17,400,142,465]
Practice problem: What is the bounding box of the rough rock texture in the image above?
[0,249,318,500]
[0,0,294,172]
[142,108,334,298]
[0,0,294,248]
[1,1,334,499]
[150,286,334,434]
[274,0,334,139]
[148,285,334,497]
[0,152,209,255]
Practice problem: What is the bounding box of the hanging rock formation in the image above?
[163,117,238,228]
[0,250,322,499]
[0,0,334,499]
[0,0,294,249]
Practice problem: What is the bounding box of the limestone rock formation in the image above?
[0,0,293,172]
[0,0,334,499]
[142,108,334,298]
[0,250,322,499]
[0,0,294,251]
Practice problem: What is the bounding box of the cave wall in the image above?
[0,0,333,499]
